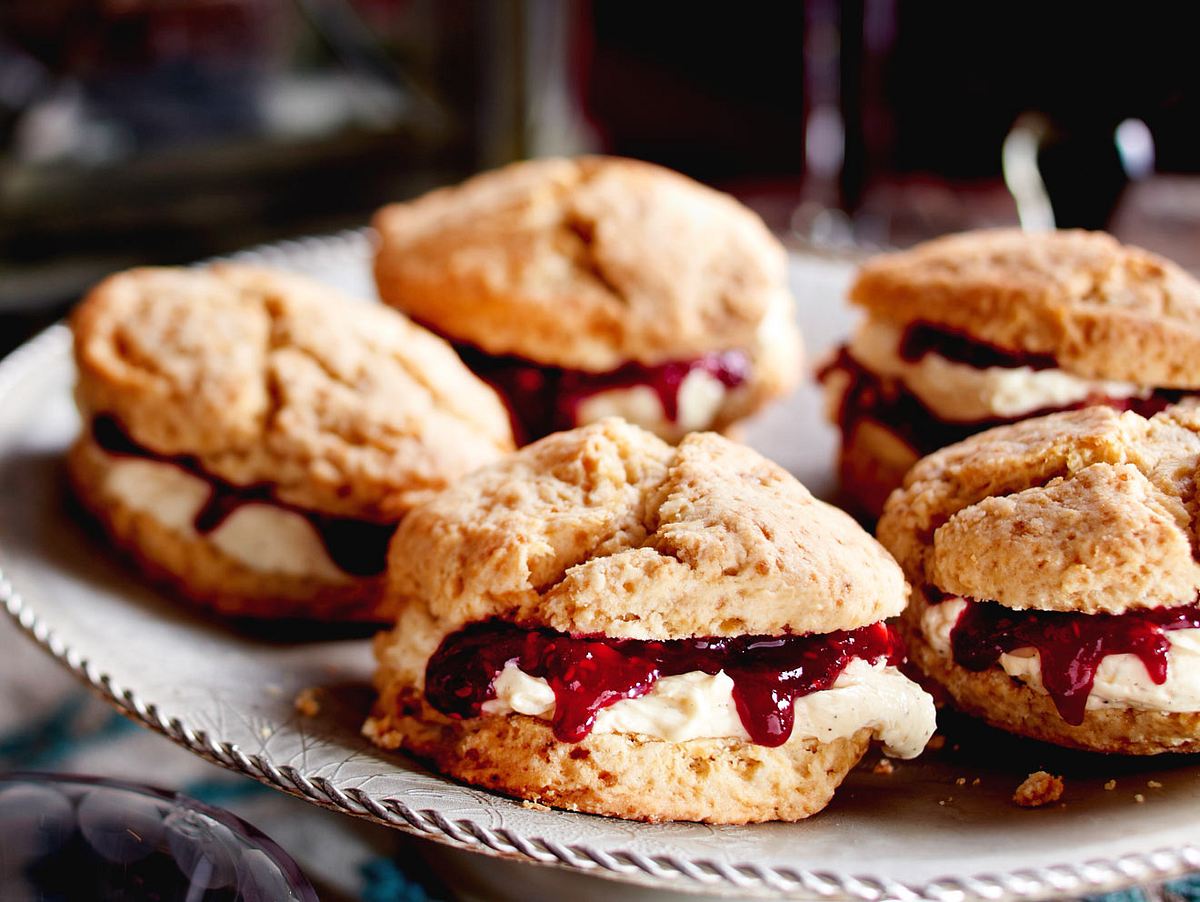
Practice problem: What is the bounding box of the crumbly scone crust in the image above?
[72,263,514,521]
[850,228,1200,387]
[384,418,907,646]
[900,605,1200,755]
[68,436,392,620]
[372,156,802,379]
[878,404,1200,614]
[363,688,871,823]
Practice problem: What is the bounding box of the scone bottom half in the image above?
[819,228,1200,518]
[68,263,514,621]
[372,156,803,445]
[879,404,1200,754]
[365,418,936,823]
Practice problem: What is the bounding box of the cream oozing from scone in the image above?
[922,596,1200,713]
[848,317,1147,421]
[481,657,935,758]
[98,451,350,583]
[575,368,729,441]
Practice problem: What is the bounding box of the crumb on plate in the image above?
[1013,771,1064,808]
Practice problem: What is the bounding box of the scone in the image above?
[365,418,935,823]
[878,403,1200,754]
[372,156,802,444]
[819,229,1200,518]
[69,264,514,620]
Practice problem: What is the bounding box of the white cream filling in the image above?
[922,597,1200,713]
[847,318,1147,421]
[480,657,936,758]
[100,453,350,582]
[575,368,728,441]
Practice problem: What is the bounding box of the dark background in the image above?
[3,1,1199,348]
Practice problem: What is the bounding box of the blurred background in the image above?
[3,0,1200,342]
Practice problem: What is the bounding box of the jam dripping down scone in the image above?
[878,403,1200,754]
[69,264,514,621]
[819,229,1200,518]
[372,156,802,444]
[365,418,935,823]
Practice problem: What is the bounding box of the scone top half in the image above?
[878,404,1200,754]
[367,418,935,823]
[70,264,514,619]
[820,229,1200,517]
[373,156,802,444]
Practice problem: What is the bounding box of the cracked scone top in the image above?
[69,263,514,620]
[366,418,935,823]
[878,403,1200,754]
[819,229,1200,518]
[372,156,802,443]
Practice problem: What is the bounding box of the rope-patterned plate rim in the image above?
[4,235,1200,901]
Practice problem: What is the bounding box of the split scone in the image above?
[365,418,935,822]
[69,264,514,620]
[372,156,802,444]
[819,229,1200,517]
[878,404,1200,754]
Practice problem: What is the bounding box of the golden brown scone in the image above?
[388,417,905,648]
[881,403,1200,754]
[70,264,514,620]
[374,156,796,371]
[901,604,1200,755]
[851,228,1200,387]
[879,405,1200,615]
[373,157,801,443]
[366,419,936,822]
[74,264,513,519]
[364,691,871,824]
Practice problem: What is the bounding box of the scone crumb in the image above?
[294,687,322,717]
[971,778,981,787]
[873,758,895,775]
[1013,771,1064,808]
[1148,780,1163,789]
[1134,793,1146,804]
[955,777,966,786]
[521,799,552,812]
[1104,780,1117,791]
[927,734,946,751]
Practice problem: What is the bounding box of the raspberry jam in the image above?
[897,321,1059,371]
[449,342,749,444]
[817,348,1181,457]
[91,416,394,577]
[946,597,1200,725]
[424,620,901,746]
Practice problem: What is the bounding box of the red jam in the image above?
[817,348,1182,458]
[424,619,902,746]
[448,341,749,444]
[946,597,1200,725]
[91,416,394,577]
[897,321,1059,371]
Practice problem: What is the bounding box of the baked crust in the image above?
[384,418,907,645]
[878,404,1200,614]
[363,687,871,824]
[372,156,802,382]
[72,263,513,522]
[836,418,919,522]
[900,603,1200,755]
[850,228,1200,387]
[68,435,393,621]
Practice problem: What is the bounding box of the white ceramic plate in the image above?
[3,232,1200,901]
